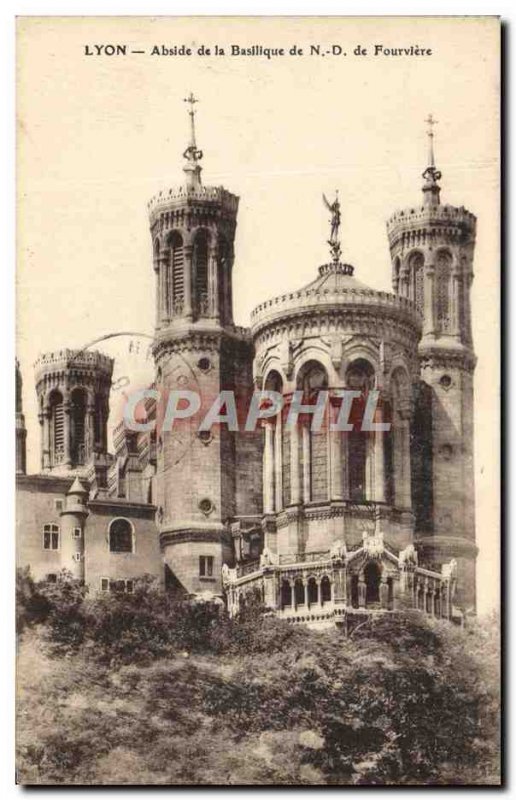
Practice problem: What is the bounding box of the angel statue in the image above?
[322,191,341,263]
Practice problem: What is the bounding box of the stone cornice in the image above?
[160,527,232,548]
[153,326,252,360]
[386,203,476,250]
[418,346,477,373]
[251,288,421,339]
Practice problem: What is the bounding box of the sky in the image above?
[16,16,500,613]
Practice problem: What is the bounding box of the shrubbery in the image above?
[16,569,500,785]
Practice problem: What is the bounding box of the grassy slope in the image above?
[16,610,501,786]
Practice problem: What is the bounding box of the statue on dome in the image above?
[322,191,341,263]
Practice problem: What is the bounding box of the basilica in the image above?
[16,102,478,625]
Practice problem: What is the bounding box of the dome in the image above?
[251,261,421,337]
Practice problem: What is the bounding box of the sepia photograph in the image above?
[14,15,500,786]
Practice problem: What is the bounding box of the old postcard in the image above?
[15,16,500,785]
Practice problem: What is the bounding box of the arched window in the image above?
[321,575,332,605]
[346,359,375,502]
[168,231,184,315]
[294,578,305,607]
[297,361,329,503]
[49,390,64,466]
[307,577,318,606]
[436,250,452,333]
[109,518,134,553]
[280,579,292,609]
[194,229,209,316]
[364,561,381,605]
[409,252,424,312]
[71,388,87,465]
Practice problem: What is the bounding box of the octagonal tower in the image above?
[148,96,257,597]
[386,118,477,610]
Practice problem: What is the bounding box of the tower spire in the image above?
[183,92,203,188]
[422,114,442,206]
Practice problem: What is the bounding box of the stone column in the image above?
[303,579,308,608]
[393,414,412,509]
[263,422,275,514]
[451,268,461,337]
[302,425,311,503]
[399,264,410,298]
[379,578,389,609]
[274,412,283,512]
[183,244,193,320]
[226,250,234,325]
[317,579,322,607]
[290,421,301,504]
[160,250,170,321]
[365,434,375,501]
[86,397,95,458]
[63,393,72,468]
[329,398,343,500]
[208,244,219,320]
[358,574,367,608]
[423,264,436,336]
[374,415,386,503]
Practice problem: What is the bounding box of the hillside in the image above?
[16,572,500,786]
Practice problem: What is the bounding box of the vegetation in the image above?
[16,568,500,785]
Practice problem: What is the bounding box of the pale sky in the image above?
[17,16,500,613]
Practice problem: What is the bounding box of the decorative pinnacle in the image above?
[422,114,442,206]
[322,190,342,264]
[182,92,203,187]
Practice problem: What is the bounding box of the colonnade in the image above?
[262,396,412,514]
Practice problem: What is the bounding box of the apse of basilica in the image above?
[16,101,477,625]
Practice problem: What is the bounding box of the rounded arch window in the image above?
[109,518,134,553]
[48,390,64,466]
[297,361,328,393]
[345,358,375,391]
[408,251,424,311]
[264,369,284,393]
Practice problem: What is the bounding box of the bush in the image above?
[16,571,501,785]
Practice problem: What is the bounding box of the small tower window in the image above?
[43,523,60,551]
[169,231,184,315]
[108,518,134,553]
[72,527,82,539]
[49,390,64,466]
[194,229,209,316]
[436,250,452,333]
[408,252,424,312]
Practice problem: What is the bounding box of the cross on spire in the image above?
[424,113,438,168]
[422,113,442,206]
[182,92,203,186]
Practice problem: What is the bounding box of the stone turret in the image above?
[34,349,114,474]
[386,117,477,611]
[149,96,256,597]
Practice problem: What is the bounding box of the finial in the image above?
[424,113,437,168]
[182,92,203,187]
[322,191,342,264]
[422,114,442,207]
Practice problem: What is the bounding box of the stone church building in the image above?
[16,104,477,624]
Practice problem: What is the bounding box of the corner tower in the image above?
[148,95,256,597]
[34,349,114,475]
[386,117,477,611]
